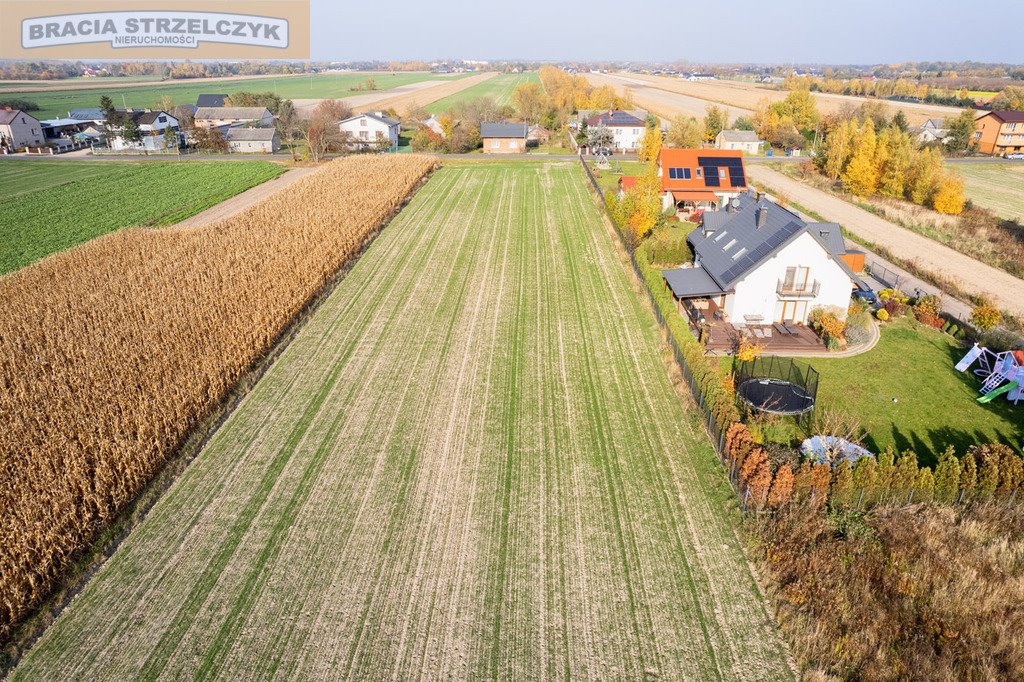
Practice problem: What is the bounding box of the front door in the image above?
[776,300,808,323]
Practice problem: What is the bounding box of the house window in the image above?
[360,119,367,126]
[783,266,811,291]
[359,131,368,139]
[696,168,702,178]
[491,140,500,148]
[723,238,737,251]
[510,139,518,148]
[158,116,166,123]
[732,247,748,260]
[719,168,727,179]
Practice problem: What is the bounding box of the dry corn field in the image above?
[11,162,793,679]
[589,72,969,127]
[0,154,437,640]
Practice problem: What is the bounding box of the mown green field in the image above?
[4,72,468,119]
[425,72,541,113]
[12,161,792,680]
[951,161,1024,222]
[0,160,285,274]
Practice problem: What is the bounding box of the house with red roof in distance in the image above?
[584,110,647,151]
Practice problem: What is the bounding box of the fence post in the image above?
[856,488,864,511]
[907,489,915,504]
[958,488,966,505]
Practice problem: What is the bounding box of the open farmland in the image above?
[952,161,1024,222]
[425,71,540,113]
[0,155,437,641]
[593,72,970,127]
[11,161,792,680]
[0,160,286,275]
[2,72,469,119]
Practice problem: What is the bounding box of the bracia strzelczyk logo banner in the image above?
[0,1,310,58]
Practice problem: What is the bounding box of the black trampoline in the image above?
[737,378,815,415]
[734,356,819,416]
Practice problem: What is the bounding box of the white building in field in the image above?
[663,191,864,326]
[715,129,762,155]
[108,110,180,151]
[225,127,280,153]
[338,111,400,151]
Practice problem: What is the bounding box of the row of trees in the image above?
[728,423,1024,511]
[752,89,819,149]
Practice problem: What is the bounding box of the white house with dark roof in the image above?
[584,110,646,151]
[108,109,180,150]
[0,108,44,150]
[663,191,864,327]
[339,111,400,151]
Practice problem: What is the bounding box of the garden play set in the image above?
[955,345,1024,405]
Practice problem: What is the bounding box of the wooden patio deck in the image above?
[701,321,825,354]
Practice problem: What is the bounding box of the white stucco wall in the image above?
[610,125,645,150]
[725,232,853,324]
[340,116,398,148]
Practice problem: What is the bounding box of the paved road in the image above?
[748,165,1024,317]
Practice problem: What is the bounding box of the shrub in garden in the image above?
[947,323,959,337]
[978,328,1022,353]
[878,288,910,304]
[913,294,944,328]
[845,323,872,347]
[736,337,764,362]
[971,299,1002,331]
[882,298,908,318]
[767,464,795,508]
[876,308,890,321]
[809,462,832,504]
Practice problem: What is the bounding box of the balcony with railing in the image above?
[777,278,821,298]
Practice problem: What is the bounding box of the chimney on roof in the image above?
[756,191,763,203]
[756,203,768,228]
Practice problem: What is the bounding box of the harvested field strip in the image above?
[356,71,498,115]
[13,162,792,680]
[0,155,438,640]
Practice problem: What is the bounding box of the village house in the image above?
[480,122,528,154]
[660,148,749,215]
[338,111,400,151]
[914,118,951,145]
[194,106,274,129]
[584,110,646,151]
[0,108,45,151]
[108,110,180,151]
[715,129,761,155]
[662,191,863,339]
[225,127,280,153]
[420,115,445,137]
[973,110,1024,156]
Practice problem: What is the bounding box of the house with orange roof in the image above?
[658,148,748,216]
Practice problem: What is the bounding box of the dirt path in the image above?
[173,166,315,228]
[748,165,1024,316]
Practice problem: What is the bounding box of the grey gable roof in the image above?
[480,122,528,138]
[196,94,228,107]
[688,191,857,290]
[718,129,759,143]
[226,127,279,141]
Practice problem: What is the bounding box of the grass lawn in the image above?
[587,160,647,195]
[424,72,540,113]
[812,319,1023,465]
[0,159,285,274]
[12,161,792,679]
[2,72,469,119]
[950,161,1024,222]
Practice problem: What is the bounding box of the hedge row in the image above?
[726,423,1024,511]
[633,246,740,432]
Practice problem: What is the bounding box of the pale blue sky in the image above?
[311,0,1024,64]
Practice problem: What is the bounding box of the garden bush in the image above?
[971,299,1003,331]
[845,323,872,347]
[977,328,1022,353]
[876,308,890,321]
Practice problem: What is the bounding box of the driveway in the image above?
[747,165,1024,317]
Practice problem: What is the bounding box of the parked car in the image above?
[1006,152,1024,160]
[853,288,878,306]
